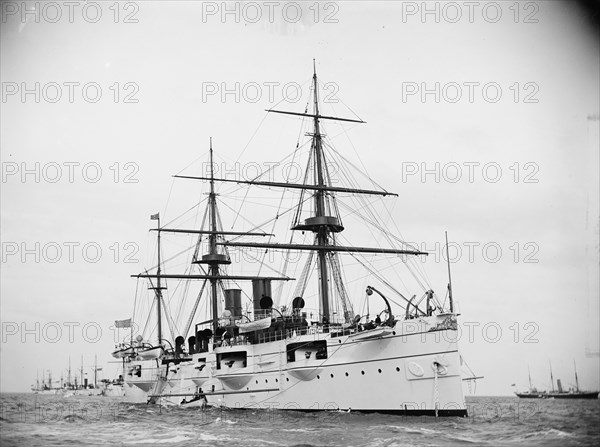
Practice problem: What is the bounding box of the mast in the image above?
[574,360,580,392]
[208,138,219,336]
[80,355,84,388]
[549,360,555,392]
[94,354,97,388]
[192,138,231,338]
[68,356,71,388]
[149,212,165,345]
[527,365,532,391]
[445,231,454,313]
[157,215,163,344]
[311,60,331,323]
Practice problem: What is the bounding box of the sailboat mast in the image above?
[574,360,580,392]
[528,365,533,390]
[209,138,219,336]
[311,61,331,323]
[549,360,555,392]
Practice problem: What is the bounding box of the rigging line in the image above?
[236,247,291,278]
[336,201,420,252]
[174,149,210,177]
[130,277,141,343]
[230,132,312,229]
[141,296,156,341]
[346,251,413,307]
[222,196,313,243]
[161,293,178,342]
[234,112,270,163]
[322,137,388,192]
[292,145,314,226]
[142,245,196,279]
[182,279,208,339]
[350,257,410,305]
[172,263,194,326]
[260,120,311,278]
[159,177,177,231]
[159,196,209,230]
[193,203,209,263]
[317,75,366,123]
[327,155,430,291]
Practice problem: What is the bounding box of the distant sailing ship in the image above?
[515,362,599,399]
[114,63,471,416]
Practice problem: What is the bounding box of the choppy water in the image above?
[1,394,598,446]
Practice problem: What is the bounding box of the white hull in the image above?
[125,315,466,415]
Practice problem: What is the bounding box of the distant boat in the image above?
[515,361,599,399]
[514,365,546,398]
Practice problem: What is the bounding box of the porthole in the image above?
[255,380,258,384]
[361,370,365,375]
[317,375,320,379]
[396,367,400,372]
[330,373,334,378]
[275,378,278,382]
[378,369,382,373]
[265,379,268,383]
[345,372,349,377]
[286,378,289,382]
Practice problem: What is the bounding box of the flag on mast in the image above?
[115,318,132,328]
[150,213,159,220]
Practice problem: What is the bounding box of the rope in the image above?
[434,363,439,417]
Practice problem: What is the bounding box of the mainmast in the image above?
[194,138,231,338]
[208,139,220,336]
[574,360,580,392]
[311,62,332,323]
[549,360,555,392]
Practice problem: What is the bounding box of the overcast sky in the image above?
[1,1,599,395]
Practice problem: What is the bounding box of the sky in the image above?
[1,0,599,396]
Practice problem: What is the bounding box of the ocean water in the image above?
[0,394,598,446]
